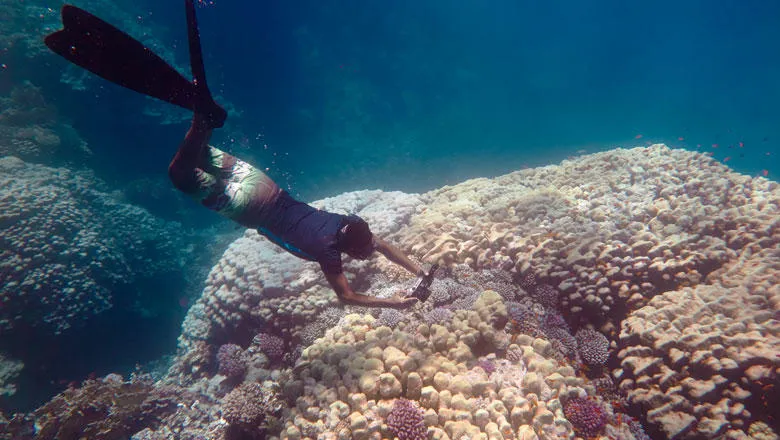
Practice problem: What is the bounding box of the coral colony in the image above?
[3,144,778,440]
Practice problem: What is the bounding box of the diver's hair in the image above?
[338,215,372,251]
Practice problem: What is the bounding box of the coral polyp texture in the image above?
[562,397,608,437]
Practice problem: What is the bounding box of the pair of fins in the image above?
[44,0,226,128]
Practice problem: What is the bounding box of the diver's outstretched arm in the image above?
[374,237,425,277]
[324,272,418,309]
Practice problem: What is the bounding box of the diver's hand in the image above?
[387,295,418,309]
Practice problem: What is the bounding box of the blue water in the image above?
[53,0,780,201]
[1,0,778,413]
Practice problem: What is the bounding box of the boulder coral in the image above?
[615,245,779,439]
[394,145,777,327]
[0,156,191,334]
[276,293,587,440]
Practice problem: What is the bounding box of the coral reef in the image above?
[171,190,422,381]
[10,145,773,439]
[615,246,779,439]
[0,156,191,334]
[0,353,23,397]
[222,382,284,437]
[164,144,778,439]
[2,374,181,440]
[273,293,590,440]
[575,328,610,367]
[0,83,91,163]
[562,397,608,437]
[386,399,427,440]
[394,145,777,329]
[252,333,287,362]
[217,344,248,379]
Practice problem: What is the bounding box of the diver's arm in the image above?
[324,272,417,308]
[374,237,424,277]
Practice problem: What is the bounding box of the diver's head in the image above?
[337,215,374,259]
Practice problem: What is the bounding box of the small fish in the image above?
[739,141,744,148]
[762,137,769,142]
[762,170,769,177]
[712,143,719,149]
[723,157,731,163]
[678,136,685,141]
[635,134,643,139]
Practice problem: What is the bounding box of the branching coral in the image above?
[386,398,427,440]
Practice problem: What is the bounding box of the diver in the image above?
[45,1,436,308]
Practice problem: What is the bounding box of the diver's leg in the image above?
[168,114,213,192]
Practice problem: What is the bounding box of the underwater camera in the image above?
[410,264,439,302]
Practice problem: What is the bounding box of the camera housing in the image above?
[410,264,439,302]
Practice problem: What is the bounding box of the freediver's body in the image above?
[171,113,422,308]
[45,1,430,309]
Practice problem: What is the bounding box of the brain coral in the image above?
[0,156,191,334]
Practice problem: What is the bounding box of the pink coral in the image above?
[563,398,607,437]
[386,399,427,440]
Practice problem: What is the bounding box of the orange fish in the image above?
[762,170,769,177]
[723,157,731,163]
[678,136,685,141]
[739,141,744,148]
[635,134,643,139]
[712,144,719,148]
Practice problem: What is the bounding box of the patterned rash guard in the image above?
[185,146,348,274]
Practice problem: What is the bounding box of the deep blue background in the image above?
[69,0,778,201]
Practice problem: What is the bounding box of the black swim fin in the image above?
[44,1,226,128]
